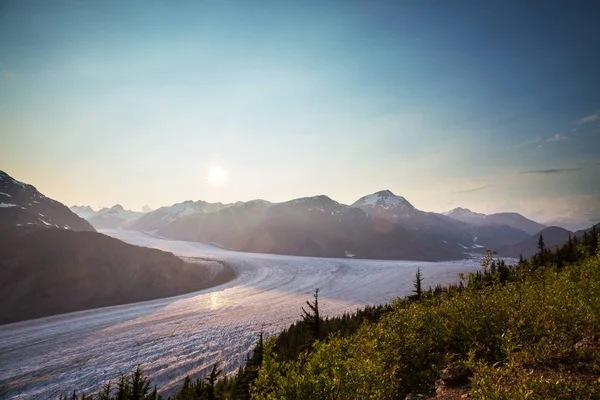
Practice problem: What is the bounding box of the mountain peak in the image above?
[443,207,484,217]
[352,190,413,210]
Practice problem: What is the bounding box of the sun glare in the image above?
[209,166,228,184]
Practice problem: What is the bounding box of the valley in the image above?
[0,230,484,399]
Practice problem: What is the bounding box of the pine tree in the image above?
[302,288,321,342]
[538,234,546,252]
[205,364,222,400]
[413,268,423,299]
[129,366,152,400]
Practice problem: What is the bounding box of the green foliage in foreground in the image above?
[249,238,600,399]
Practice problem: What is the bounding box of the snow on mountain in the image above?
[0,170,95,231]
[442,207,487,224]
[351,190,416,218]
[70,205,96,219]
[86,204,146,229]
[129,200,230,231]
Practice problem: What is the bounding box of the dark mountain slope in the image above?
[0,170,94,232]
[496,226,572,258]
[0,227,234,324]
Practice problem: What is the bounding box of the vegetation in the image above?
[62,228,600,399]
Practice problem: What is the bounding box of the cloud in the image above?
[577,110,600,125]
[452,185,490,194]
[518,137,543,148]
[2,70,12,79]
[547,133,567,142]
[518,168,581,175]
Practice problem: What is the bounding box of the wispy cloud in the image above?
[518,168,581,175]
[452,184,490,194]
[518,137,543,148]
[547,133,567,142]
[577,110,600,125]
[2,70,13,80]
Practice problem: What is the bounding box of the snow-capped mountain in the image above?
[352,190,416,220]
[0,170,94,232]
[443,207,546,235]
[442,207,487,224]
[352,190,476,254]
[86,205,146,229]
[128,200,230,231]
[159,194,460,261]
[70,205,97,219]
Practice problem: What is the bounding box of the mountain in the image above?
[86,204,146,229]
[463,224,531,251]
[544,217,600,232]
[352,190,476,254]
[443,207,546,235]
[70,205,96,219]
[128,200,230,231]
[159,195,461,261]
[442,207,487,225]
[496,226,572,258]
[0,170,94,232]
[0,227,234,324]
[485,213,547,235]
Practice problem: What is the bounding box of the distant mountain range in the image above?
[442,207,547,235]
[63,187,599,261]
[70,204,146,229]
[5,167,597,262]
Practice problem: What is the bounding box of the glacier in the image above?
[0,230,485,399]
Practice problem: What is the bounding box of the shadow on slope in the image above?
[0,227,236,324]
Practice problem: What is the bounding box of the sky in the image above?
[1,0,599,223]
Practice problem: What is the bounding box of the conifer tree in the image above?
[302,288,321,341]
[413,268,423,299]
[205,364,222,400]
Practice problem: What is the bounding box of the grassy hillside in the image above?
[250,234,600,399]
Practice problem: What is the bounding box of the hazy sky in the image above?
[1,0,599,222]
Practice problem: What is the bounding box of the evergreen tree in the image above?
[302,288,321,342]
[129,366,152,400]
[205,364,222,400]
[413,268,423,299]
[537,234,546,252]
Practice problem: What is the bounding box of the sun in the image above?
[208,166,228,184]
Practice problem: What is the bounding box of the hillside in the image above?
[0,227,235,324]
